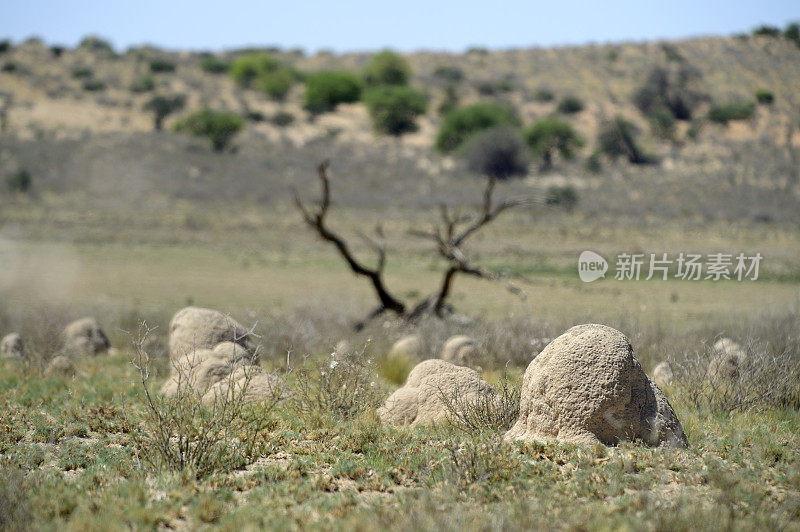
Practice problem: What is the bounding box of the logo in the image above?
[578,251,608,283]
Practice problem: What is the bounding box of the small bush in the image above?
[597,116,654,164]
[71,67,93,79]
[752,25,781,37]
[245,110,265,122]
[442,437,520,489]
[49,45,64,57]
[303,71,363,114]
[439,373,521,433]
[144,94,186,130]
[533,88,555,102]
[707,101,755,124]
[476,78,514,96]
[433,66,463,82]
[634,65,706,121]
[129,75,155,93]
[270,111,295,127]
[437,84,459,116]
[556,95,584,114]
[363,50,410,86]
[524,117,583,171]
[5,169,32,193]
[585,151,602,173]
[464,126,528,180]
[545,185,578,210]
[256,67,296,101]
[754,89,774,105]
[785,22,800,47]
[363,85,427,136]
[128,324,274,478]
[230,52,279,86]
[174,108,244,151]
[149,58,176,73]
[199,54,230,74]
[292,348,383,421]
[436,102,520,152]
[0,466,32,530]
[82,78,106,91]
[673,337,800,413]
[661,43,685,62]
[1,61,16,73]
[0,40,11,53]
[230,52,296,99]
[79,35,114,54]
[649,106,676,139]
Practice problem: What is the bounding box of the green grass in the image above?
[1,353,798,530]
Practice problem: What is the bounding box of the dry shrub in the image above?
[0,301,71,375]
[439,370,521,433]
[0,465,32,530]
[673,340,799,413]
[672,309,800,412]
[291,344,384,421]
[441,436,520,488]
[127,322,275,478]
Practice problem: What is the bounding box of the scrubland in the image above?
[1,31,800,530]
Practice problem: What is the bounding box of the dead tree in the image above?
[294,161,535,329]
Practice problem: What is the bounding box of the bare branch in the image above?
[293,161,406,317]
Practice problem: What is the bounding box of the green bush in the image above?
[435,102,519,153]
[5,169,31,193]
[363,50,410,86]
[129,75,155,93]
[49,45,64,57]
[556,95,584,114]
[545,185,578,210]
[149,58,176,73]
[464,126,528,179]
[200,55,230,74]
[1,61,16,73]
[231,54,272,86]
[585,151,602,173]
[437,84,459,116]
[597,116,653,164]
[303,71,362,114]
[649,107,676,139]
[433,66,463,83]
[363,86,427,135]
[82,79,106,91]
[0,40,10,53]
[707,102,755,124]
[523,117,583,171]
[270,111,295,127]
[755,90,774,105]
[71,67,93,79]
[143,95,186,130]
[229,52,297,100]
[255,67,296,100]
[79,35,114,54]
[786,22,800,47]
[174,109,244,152]
[752,25,781,37]
[533,88,555,102]
[634,65,707,121]
[245,111,265,122]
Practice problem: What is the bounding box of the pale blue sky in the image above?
[1,1,798,53]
